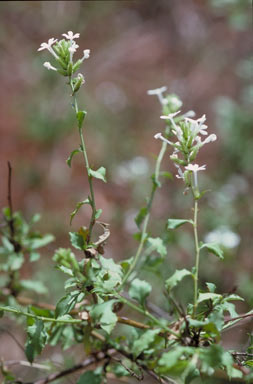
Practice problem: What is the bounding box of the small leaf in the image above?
[29,252,40,262]
[66,148,81,168]
[55,293,78,318]
[200,243,224,260]
[70,199,90,225]
[89,167,107,182]
[167,219,193,230]
[77,370,102,384]
[165,269,192,292]
[133,329,161,358]
[69,231,85,250]
[129,278,151,307]
[135,207,148,228]
[90,300,118,334]
[76,110,87,129]
[206,282,216,293]
[25,319,47,363]
[197,293,222,304]
[147,237,167,257]
[28,234,55,250]
[95,209,102,220]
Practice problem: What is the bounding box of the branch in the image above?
[32,352,108,384]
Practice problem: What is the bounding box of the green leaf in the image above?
[7,253,24,271]
[29,251,40,262]
[25,319,47,363]
[132,329,161,358]
[66,148,81,167]
[95,209,102,220]
[70,199,90,225]
[206,282,216,293]
[90,300,118,334]
[200,243,224,260]
[77,371,102,384]
[28,234,55,250]
[55,293,79,318]
[89,167,107,183]
[165,269,192,293]
[167,219,193,229]
[147,237,167,257]
[69,232,85,250]
[76,110,87,129]
[135,207,148,228]
[129,278,151,307]
[197,293,222,304]
[94,256,123,291]
[20,280,48,294]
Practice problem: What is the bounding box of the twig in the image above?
[2,360,50,370]
[224,312,253,324]
[32,353,107,384]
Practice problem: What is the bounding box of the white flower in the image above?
[147,86,167,95]
[77,73,85,85]
[202,134,217,144]
[185,115,208,136]
[175,164,184,179]
[154,133,174,146]
[43,62,57,71]
[82,49,90,60]
[160,111,181,120]
[62,31,80,40]
[38,38,58,59]
[69,42,79,53]
[69,42,79,62]
[147,86,167,105]
[185,163,206,187]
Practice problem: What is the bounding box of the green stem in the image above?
[0,305,82,324]
[69,78,97,242]
[116,294,180,338]
[193,199,200,317]
[121,139,168,287]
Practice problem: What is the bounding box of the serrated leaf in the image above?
[70,199,90,225]
[167,219,193,229]
[69,231,85,250]
[77,370,102,384]
[89,167,107,182]
[129,278,151,307]
[133,329,161,358]
[200,243,224,260]
[66,148,81,167]
[90,300,118,334]
[165,269,192,292]
[147,237,167,257]
[76,110,87,129]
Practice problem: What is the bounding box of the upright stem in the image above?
[193,199,200,317]
[69,78,97,242]
[121,139,168,287]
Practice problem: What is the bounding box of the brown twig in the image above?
[224,312,253,324]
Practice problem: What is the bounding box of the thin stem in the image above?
[121,139,168,287]
[69,78,97,242]
[193,199,200,317]
[116,294,180,338]
[0,305,82,324]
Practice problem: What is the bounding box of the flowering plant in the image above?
[0,32,252,384]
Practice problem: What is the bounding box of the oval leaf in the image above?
[167,219,193,230]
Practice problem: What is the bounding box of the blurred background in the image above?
[0,0,252,383]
